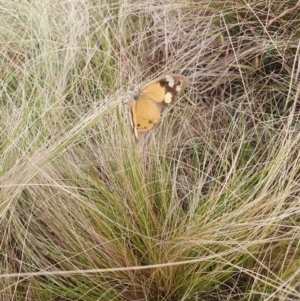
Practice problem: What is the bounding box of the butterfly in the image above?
[127,74,189,140]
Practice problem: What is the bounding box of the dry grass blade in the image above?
[1,0,300,300]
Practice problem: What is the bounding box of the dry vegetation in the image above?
[1,0,300,300]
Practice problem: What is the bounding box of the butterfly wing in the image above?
[129,94,162,135]
[142,74,189,107]
[128,74,189,139]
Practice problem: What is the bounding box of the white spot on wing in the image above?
[176,85,181,92]
[164,92,173,104]
[165,75,174,87]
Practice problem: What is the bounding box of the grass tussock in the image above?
[1,0,300,300]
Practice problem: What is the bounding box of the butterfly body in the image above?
[128,74,189,139]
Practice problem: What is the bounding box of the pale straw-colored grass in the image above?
[1,0,300,300]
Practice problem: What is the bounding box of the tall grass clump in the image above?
[1,0,300,300]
